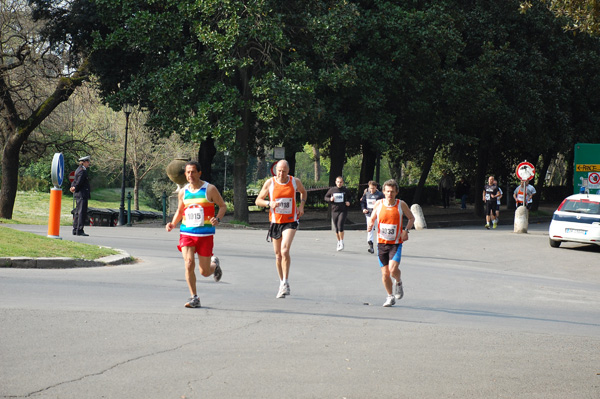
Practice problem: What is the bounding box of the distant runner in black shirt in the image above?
[482,175,500,229]
[325,176,351,251]
[360,180,385,253]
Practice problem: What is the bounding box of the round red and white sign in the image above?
[270,161,278,176]
[588,172,600,185]
[516,162,535,181]
[68,171,76,183]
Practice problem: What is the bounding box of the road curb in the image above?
[0,248,133,269]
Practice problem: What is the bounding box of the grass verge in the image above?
[0,226,118,259]
[1,188,161,226]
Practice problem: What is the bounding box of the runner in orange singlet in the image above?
[256,160,307,298]
[367,179,415,307]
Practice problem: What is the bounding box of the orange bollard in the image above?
[47,188,62,239]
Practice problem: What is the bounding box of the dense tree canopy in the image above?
[9,0,600,221]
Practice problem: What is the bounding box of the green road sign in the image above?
[574,143,600,194]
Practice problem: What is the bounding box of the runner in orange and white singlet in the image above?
[368,179,415,307]
[513,180,536,210]
[166,161,227,308]
[256,160,307,299]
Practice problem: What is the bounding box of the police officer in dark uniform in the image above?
[70,156,91,236]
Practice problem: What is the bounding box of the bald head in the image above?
[275,160,290,182]
[276,160,289,171]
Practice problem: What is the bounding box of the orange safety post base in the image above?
[47,188,63,239]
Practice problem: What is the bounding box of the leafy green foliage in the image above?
[28,0,600,210]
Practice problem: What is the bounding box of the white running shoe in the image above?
[336,242,342,251]
[383,295,396,307]
[276,284,286,298]
[339,241,344,251]
[185,296,201,308]
[394,281,404,300]
[212,256,222,282]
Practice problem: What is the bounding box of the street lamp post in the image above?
[118,103,133,226]
[223,151,229,191]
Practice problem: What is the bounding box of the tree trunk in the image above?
[328,129,346,186]
[312,145,321,182]
[288,151,297,177]
[134,177,140,210]
[233,67,250,223]
[233,131,249,222]
[565,149,574,193]
[387,155,403,183]
[359,141,377,188]
[0,136,24,219]
[256,148,267,180]
[532,150,553,211]
[474,141,488,217]
[412,143,438,205]
[198,135,217,183]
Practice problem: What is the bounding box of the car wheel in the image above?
[549,238,561,248]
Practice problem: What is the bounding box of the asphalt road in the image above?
[1,222,599,398]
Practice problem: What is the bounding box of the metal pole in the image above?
[162,191,167,225]
[126,192,132,227]
[118,110,131,225]
[224,151,229,191]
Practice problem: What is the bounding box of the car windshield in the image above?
[561,199,600,215]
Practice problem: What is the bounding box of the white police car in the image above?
[548,193,600,248]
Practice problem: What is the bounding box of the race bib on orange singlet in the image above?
[333,192,344,203]
[379,223,398,241]
[184,204,204,227]
[516,192,524,202]
[367,198,376,209]
[275,198,293,214]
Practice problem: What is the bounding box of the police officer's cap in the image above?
[78,155,91,162]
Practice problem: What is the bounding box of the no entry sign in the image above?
[69,171,75,183]
[516,161,535,181]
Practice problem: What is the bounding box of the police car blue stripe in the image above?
[552,213,600,224]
